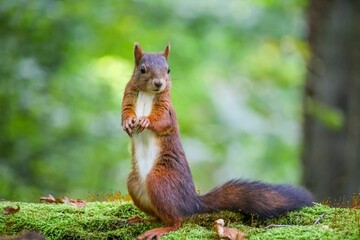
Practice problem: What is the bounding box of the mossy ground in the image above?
[0,201,359,239]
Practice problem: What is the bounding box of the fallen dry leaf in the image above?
[213,219,246,240]
[40,194,56,203]
[59,196,70,204]
[40,194,86,207]
[3,206,20,215]
[69,199,87,208]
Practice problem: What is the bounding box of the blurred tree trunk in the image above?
[302,0,360,201]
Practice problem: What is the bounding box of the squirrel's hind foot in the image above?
[136,226,180,240]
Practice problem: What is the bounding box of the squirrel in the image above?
[121,43,314,240]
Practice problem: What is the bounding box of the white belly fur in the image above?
[133,92,158,182]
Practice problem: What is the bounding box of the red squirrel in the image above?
[121,43,313,240]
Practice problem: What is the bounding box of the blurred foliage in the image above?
[0,0,308,201]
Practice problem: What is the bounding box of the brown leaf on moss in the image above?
[40,194,86,207]
[40,194,56,203]
[59,196,70,204]
[213,219,246,240]
[3,206,20,215]
[69,199,87,207]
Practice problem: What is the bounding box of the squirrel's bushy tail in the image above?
[199,179,314,219]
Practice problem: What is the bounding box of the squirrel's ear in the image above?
[163,44,170,60]
[134,42,143,65]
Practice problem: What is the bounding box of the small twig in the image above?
[265,224,293,229]
[313,213,325,225]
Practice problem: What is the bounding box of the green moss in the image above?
[1,202,359,239]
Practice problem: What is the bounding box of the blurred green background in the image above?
[0,0,309,201]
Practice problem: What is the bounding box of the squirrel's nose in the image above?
[154,81,163,88]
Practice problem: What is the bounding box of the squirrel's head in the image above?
[131,43,171,94]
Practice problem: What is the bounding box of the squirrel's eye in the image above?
[167,68,171,74]
[140,66,146,74]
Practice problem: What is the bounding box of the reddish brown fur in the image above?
[122,44,314,240]
[122,44,199,239]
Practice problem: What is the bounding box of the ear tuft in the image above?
[164,43,170,60]
[134,42,143,65]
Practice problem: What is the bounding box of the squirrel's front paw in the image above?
[136,116,150,133]
[122,117,137,136]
